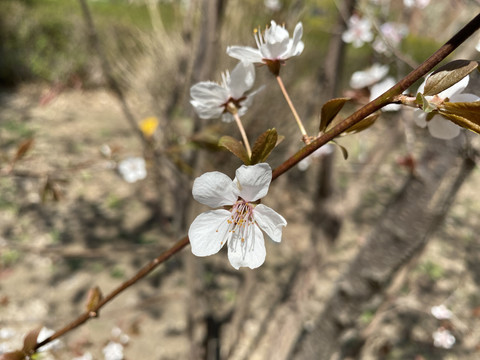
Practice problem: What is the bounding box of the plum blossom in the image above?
[414,74,480,139]
[227,20,304,75]
[264,0,282,11]
[103,341,124,360]
[432,327,456,349]
[431,304,453,320]
[118,157,147,183]
[350,63,390,89]
[190,61,260,122]
[342,14,374,48]
[188,163,287,269]
[373,22,409,54]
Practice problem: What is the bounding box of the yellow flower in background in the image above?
[139,117,159,138]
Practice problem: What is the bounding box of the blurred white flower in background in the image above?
[102,341,124,360]
[476,38,480,52]
[369,77,401,111]
[342,14,374,48]
[373,22,409,54]
[414,74,480,139]
[190,61,261,122]
[118,157,147,183]
[264,0,282,11]
[298,144,335,171]
[432,327,456,349]
[73,352,93,360]
[350,63,390,89]
[37,327,63,352]
[403,0,430,9]
[431,304,453,320]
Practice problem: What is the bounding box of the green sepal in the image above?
[319,97,351,132]
[416,93,436,113]
[250,128,279,165]
[218,135,250,164]
[423,59,478,96]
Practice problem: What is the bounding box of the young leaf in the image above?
[0,350,27,360]
[22,327,42,353]
[416,93,437,113]
[250,129,278,165]
[344,112,380,134]
[438,102,480,134]
[423,60,478,96]
[330,140,349,160]
[218,136,250,164]
[319,98,351,132]
[85,286,103,315]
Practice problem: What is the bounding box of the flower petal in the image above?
[234,163,272,202]
[227,225,266,269]
[193,171,238,207]
[288,22,304,57]
[414,110,427,128]
[254,204,286,243]
[227,46,264,63]
[428,116,461,139]
[229,61,255,99]
[449,93,480,103]
[190,81,228,103]
[188,210,231,256]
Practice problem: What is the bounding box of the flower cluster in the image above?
[414,74,480,139]
[187,20,306,268]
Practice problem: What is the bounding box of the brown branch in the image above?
[28,10,480,354]
[34,236,189,351]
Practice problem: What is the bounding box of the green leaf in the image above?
[423,59,478,96]
[250,128,278,165]
[218,136,250,164]
[416,93,437,113]
[319,97,351,132]
[438,101,480,134]
[330,140,348,160]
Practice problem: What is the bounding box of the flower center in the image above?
[215,198,256,254]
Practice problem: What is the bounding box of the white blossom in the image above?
[373,22,409,54]
[190,61,260,122]
[227,20,304,74]
[103,341,124,360]
[118,157,147,183]
[342,14,374,48]
[188,163,287,269]
[37,327,62,352]
[404,0,430,8]
[350,63,390,89]
[432,328,455,349]
[264,0,282,11]
[414,74,480,139]
[431,304,453,320]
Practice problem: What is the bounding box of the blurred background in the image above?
[1,0,480,359]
